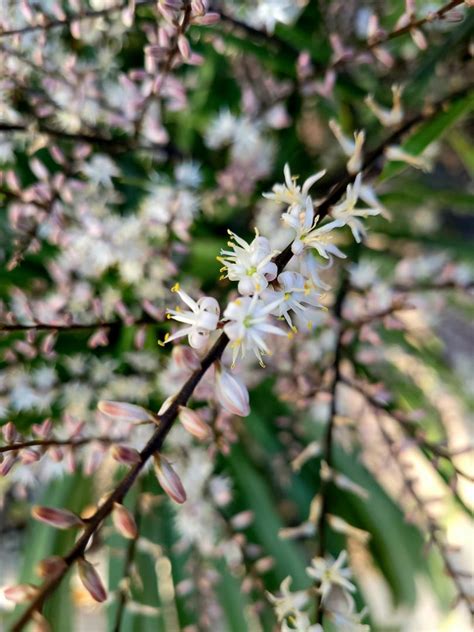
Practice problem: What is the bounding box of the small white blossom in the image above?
[283,196,345,259]
[264,271,324,331]
[329,121,365,174]
[263,163,326,214]
[266,577,309,624]
[385,146,432,172]
[162,284,220,350]
[330,173,381,242]
[223,294,286,366]
[365,85,403,127]
[218,230,278,295]
[306,551,356,603]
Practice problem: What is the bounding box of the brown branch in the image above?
[315,276,348,624]
[0,316,156,334]
[0,435,127,455]
[343,299,411,331]
[367,0,465,50]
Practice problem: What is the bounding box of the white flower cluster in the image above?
[267,551,369,631]
[162,161,384,415]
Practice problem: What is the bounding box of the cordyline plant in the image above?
[0,1,473,631]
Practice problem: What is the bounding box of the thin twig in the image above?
[0,436,127,455]
[0,316,156,334]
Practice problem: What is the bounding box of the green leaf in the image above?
[380,91,474,181]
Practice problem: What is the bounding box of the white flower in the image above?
[306,551,356,603]
[263,163,326,214]
[330,173,381,242]
[328,606,370,632]
[329,121,365,174]
[264,271,324,331]
[223,294,286,366]
[218,230,278,295]
[365,85,403,127]
[174,161,202,188]
[384,146,432,172]
[266,577,309,623]
[283,196,345,259]
[161,284,220,350]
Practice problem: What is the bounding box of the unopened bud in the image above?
[0,454,17,476]
[36,555,68,578]
[21,448,41,464]
[98,401,157,424]
[192,12,220,25]
[230,510,254,530]
[3,583,39,603]
[178,406,210,440]
[153,454,187,504]
[77,558,107,603]
[112,503,138,539]
[178,35,191,60]
[32,505,84,529]
[254,556,274,574]
[31,611,51,632]
[2,421,18,443]
[110,444,141,465]
[215,364,250,417]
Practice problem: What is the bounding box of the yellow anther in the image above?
[171,282,180,293]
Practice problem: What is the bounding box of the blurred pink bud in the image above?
[178,406,210,440]
[153,454,187,504]
[112,503,138,539]
[254,556,274,574]
[178,35,191,59]
[21,448,40,464]
[98,401,157,424]
[230,510,254,530]
[215,364,250,417]
[88,328,109,348]
[36,556,67,578]
[2,421,18,443]
[193,12,220,25]
[41,331,57,355]
[70,20,81,39]
[3,583,38,603]
[172,345,201,371]
[410,27,427,50]
[111,444,141,465]
[31,611,51,632]
[32,506,84,529]
[0,454,17,476]
[191,0,206,15]
[32,418,53,439]
[77,558,107,603]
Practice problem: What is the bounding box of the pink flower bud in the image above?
[32,418,53,439]
[158,396,174,416]
[112,503,138,539]
[178,35,191,60]
[77,558,107,603]
[32,506,84,529]
[31,611,51,632]
[172,345,201,371]
[2,421,18,443]
[178,406,210,440]
[230,510,254,530]
[110,444,141,465]
[3,583,39,603]
[215,364,250,417]
[36,556,67,578]
[153,454,187,504]
[192,12,220,26]
[20,448,41,464]
[0,454,17,476]
[98,401,157,424]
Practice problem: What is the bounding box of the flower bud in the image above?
[32,418,53,439]
[3,583,39,603]
[230,510,254,530]
[178,35,191,60]
[98,401,157,424]
[21,448,41,464]
[178,406,210,440]
[77,558,107,603]
[112,503,138,539]
[157,395,174,415]
[192,12,220,25]
[31,611,51,632]
[110,444,141,465]
[2,421,18,443]
[0,454,17,476]
[153,454,187,504]
[215,364,250,417]
[32,505,84,529]
[36,555,68,578]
